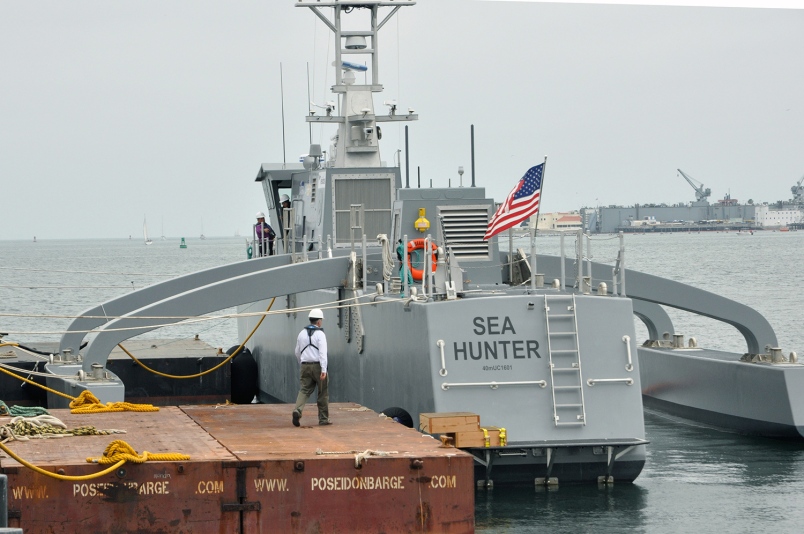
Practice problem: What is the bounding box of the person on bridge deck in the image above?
[292,308,330,426]
[254,211,275,256]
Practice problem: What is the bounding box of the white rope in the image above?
[0,294,404,336]
[377,234,395,281]
[0,415,126,442]
[315,448,399,468]
[0,362,66,379]
[10,415,67,429]
[354,449,397,468]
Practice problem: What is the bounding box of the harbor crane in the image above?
[678,169,711,203]
[792,174,804,203]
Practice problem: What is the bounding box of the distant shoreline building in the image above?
[581,201,803,233]
[579,171,804,233]
[531,211,583,231]
[754,204,803,228]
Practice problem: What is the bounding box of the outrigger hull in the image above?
[639,346,804,439]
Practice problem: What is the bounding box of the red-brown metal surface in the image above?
[2,403,474,533]
[184,403,475,533]
[3,407,239,533]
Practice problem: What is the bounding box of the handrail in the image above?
[623,335,634,372]
[587,378,633,386]
[436,340,447,377]
[441,380,547,391]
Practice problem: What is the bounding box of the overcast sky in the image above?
[1,0,802,240]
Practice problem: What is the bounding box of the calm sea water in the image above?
[1,231,803,532]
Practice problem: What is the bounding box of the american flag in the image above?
[484,163,544,241]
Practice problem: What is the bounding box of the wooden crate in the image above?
[451,427,504,448]
[419,412,480,434]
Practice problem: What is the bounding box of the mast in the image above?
[298,0,418,168]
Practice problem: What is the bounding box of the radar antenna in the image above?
[678,169,711,203]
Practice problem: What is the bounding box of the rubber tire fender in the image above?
[381,407,414,428]
[228,346,258,404]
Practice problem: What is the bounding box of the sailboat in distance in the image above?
[143,217,153,245]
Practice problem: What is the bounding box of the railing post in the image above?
[529,224,536,291]
[612,267,618,295]
[361,233,367,290]
[422,235,431,299]
[575,229,583,290]
[508,227,514,284]
[586,233,592,290]
[619,233,624,295]
[560,232,566,291]
[402,234,409,298]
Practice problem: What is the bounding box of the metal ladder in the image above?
[544,294,587,426]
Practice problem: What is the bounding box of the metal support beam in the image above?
[81,257,351,370]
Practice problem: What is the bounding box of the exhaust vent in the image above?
[438,205,492,260]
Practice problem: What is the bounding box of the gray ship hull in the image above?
[639,346,804,438]
[240,286,647,485]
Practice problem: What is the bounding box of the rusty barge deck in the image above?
[2,403,474,533]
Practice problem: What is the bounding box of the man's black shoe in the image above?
[292,412,300,427]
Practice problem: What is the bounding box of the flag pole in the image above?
[508,226,514,284]
[530,155,547,291]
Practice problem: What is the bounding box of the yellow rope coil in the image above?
[68,390,159,414]
[0,439,189,481]
[87,439,190,465]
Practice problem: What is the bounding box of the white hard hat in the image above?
[308,308,324,320]
[256,211,265,219]
[280,194,290,202]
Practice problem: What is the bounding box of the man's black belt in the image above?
[301,362,320,365]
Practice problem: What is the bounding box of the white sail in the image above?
[144,217,153,245]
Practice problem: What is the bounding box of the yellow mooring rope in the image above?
[68,390,160,414]
[117,297,276,380]
[0,297,274,412]
[87,439,190,465]
[0,298,275,479]
[0,343,159,413]
[0,439,188,482]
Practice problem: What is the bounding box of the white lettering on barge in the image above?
[253,478,289,492]
[70,481,170,498]
[429,475,457,489]
[311,476,405,491]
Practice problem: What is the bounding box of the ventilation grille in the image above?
[439,206,491,260]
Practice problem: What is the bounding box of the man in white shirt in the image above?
[292,308,331,426]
